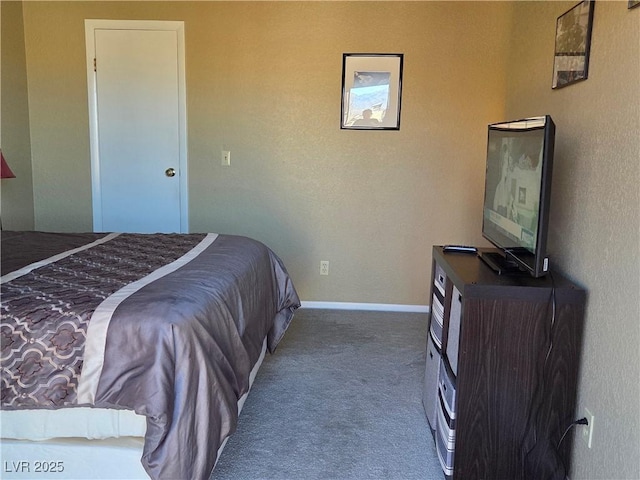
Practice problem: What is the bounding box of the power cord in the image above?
[558,417,589,449]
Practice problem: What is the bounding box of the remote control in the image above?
[443,245,477,253]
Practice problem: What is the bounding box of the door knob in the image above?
[165,168,176,177]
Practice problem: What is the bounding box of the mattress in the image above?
[1,231,300,479]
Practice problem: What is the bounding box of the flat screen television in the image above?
[479,115,555,277]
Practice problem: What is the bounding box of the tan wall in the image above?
[6,1,640,477]
[20,1,511,305]
[1,0,35,230]
[505,2,639,478]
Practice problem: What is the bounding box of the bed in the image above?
[0,231,300,479]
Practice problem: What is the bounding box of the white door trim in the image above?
[84,19,189,233]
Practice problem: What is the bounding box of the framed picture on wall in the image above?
[340,53,403,130]
[552,0,595,89]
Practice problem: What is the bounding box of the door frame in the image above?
[84,19,189,233]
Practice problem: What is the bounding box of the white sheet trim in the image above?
[77,233,219,404]
[1,407,147,441]
[0,233,121,284]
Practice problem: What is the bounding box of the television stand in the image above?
[478,250,525,275]
[424,246,586,479]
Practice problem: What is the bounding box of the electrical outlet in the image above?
[222,150,231,166]
[583,408,595,449]
[320,261,329,275]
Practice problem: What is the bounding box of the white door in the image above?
[85,20,188,233]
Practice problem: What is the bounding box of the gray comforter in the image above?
[1,231,300,479]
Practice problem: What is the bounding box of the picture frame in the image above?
[341,53,403,130]
[629,0,640,9]
[552,0,595,89]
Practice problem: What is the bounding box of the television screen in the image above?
[481,116,555,277]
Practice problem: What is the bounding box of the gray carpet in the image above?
[213,308,443,480]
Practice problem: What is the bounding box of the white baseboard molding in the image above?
[300,301,429,314]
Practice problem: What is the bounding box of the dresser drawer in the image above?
[430,293,445,348]
[438,361,457,422]
[423,332,441,430]
[436,391,455,478]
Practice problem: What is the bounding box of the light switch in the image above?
[222,150,231,166]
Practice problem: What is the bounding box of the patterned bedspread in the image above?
[0,232,300,479]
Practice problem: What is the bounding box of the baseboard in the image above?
[300,301,429,314]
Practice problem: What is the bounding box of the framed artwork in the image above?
[340,53,403,130]
[552,0,595,89]
[629,0,640,9]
